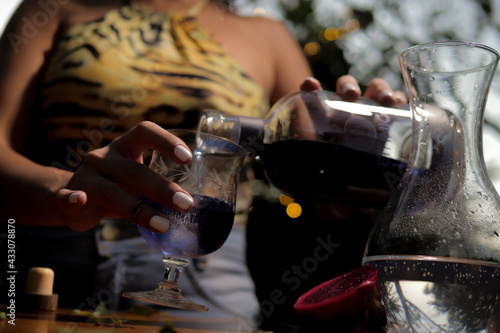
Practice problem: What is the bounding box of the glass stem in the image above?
[156,256,190,294]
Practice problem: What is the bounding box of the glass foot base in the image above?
[122,289,209,312]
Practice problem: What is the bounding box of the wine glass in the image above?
[122,129,248,311]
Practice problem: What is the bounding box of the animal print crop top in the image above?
[34,0,268,170]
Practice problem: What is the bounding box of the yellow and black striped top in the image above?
[35,0,268,170]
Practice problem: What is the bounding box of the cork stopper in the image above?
[23,267,58,312]
[25,267,54,295]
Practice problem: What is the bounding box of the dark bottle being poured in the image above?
[198,90,411,205]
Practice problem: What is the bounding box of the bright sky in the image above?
[0,1,21,34]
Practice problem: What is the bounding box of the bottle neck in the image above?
[237,116,265,157]
[198,110,264,157]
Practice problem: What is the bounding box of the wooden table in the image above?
[0,307,257,333]
[1,306,385,332]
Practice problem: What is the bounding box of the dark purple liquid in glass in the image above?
[139,194,235,258]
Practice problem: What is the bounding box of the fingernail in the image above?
[173,192,193,210]
[68,193,80,204]
[395,92,406,104]
[378,89,394,100]
[342,83,358,94]
[150,215,170,233]
[174,145,192,162]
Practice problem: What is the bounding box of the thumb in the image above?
[55,189,87,212]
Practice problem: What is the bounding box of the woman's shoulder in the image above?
[17,0,114,15]
[235,13,290,36]
[13,0,123,27]
[60,0,125,27]
[225,11,295,51]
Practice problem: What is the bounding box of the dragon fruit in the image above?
[293,265,386,331]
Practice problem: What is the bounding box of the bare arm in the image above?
[0,0,71,225]
[266,20,314,103]
[0,1,192,233]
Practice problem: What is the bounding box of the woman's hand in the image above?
[337,75,407,106]
[54,121,194,233]
[300,76,407,106]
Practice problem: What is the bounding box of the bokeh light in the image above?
[286,202,302,218]
[304,42,321,56]
[345,19,360,32]
[253,7,266,15]
[279,193,294,206]
[323,27,339,42]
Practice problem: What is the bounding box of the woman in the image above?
[0,0,405,323]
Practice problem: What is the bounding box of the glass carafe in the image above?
[199,91,411,205]
[363,41,500,332]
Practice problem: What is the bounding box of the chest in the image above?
[62,3,275,101]
[200,18,275,100]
